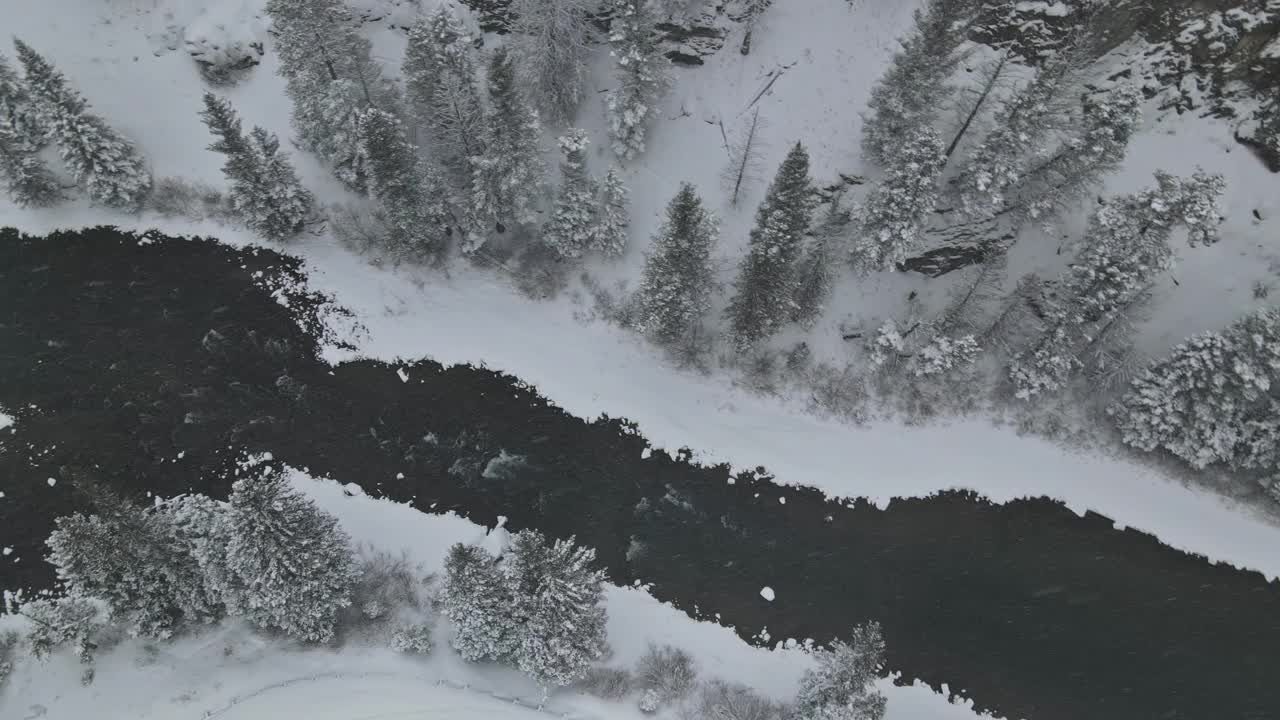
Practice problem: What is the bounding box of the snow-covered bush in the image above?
[636,643,698,704]
[691,680,788,720]
[184,0,267,85]
[146,177,234,222]
[390,622,433,654]
[913,334,979,377]
[794,623,886,720]
[807,362,870,424]
[329,202,395,260]
[1110,308,1280,473]
[19,596,105,664]
[578,666,634,699]
[867,321,905,369]
[350,547,424,621]
[0,630,18,688]
[639,687,662,714]
[221,466,358,643]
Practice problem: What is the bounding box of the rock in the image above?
[184,0,267,86]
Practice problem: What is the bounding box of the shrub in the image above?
[636,643,698,703]
[390,622,433,654]
[688,680,788,720]
[0,630,18,688]
[350,547,424,620]
[578,666,633,699]
[147,177,235,222]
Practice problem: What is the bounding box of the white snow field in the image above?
[1,0,1279,583]
[0,471,993,720]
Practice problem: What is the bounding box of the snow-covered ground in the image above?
[2,0,1280,584]
[0,470,992,720]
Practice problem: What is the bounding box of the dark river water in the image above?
[2,227,1278,720]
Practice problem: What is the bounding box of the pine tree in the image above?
[159,493,237,613]
[593,167,630,257]
[1110,308,1280,472]
[795,623,887,720]
[46,488,220,638]
[791,194,851,327]
[468,47,546,252]
[222,465,358,642]
[543,128,599,259]
[357,108,452,261]
[0,114,61,207]
[265,0,395,193]
[403,7,485,180]
[509,0,596,123]
[633,183,718,345]
[441,542,519,663]
[861,0,981,167]
[504,530,608,689]
[607,0,669,160]
[726,141,814,348]
[200,93,312,241]
[13,39,150,209]
[1009,170,1225,399]
[0,52,46,146]
[852,127,945,272]
[19,596,104,663]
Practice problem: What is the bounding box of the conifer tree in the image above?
[357,108,452,261]
[1010,170,1225,399]
[160,493,237,612]
[0,52,46,145]
[441,542,519,663]
[852,127,945,272]
[1110,308,1280,473]
[504,530,608,689]
[861,0,981,167]
[403,7,485,180]
[633,182,718,345]
[593,167,630,257]
[509,0,596,123]
[791,194,851,327]
[13,39,150,209]
[265,0,395,193]
[607,0,669,160]
[222,465,358,643]
[726,141,814,348]
[0,115,61,207]
[543,128,599,259]
[200,93,313,241]
[46,488,221,638]
[19,596,104,663]
[468,47,545,252]
[795,623,887,720]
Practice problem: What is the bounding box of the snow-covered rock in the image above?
[183,0,267,85]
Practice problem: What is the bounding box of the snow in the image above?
[0,469,993,720]
[46,477,56,487]
[0,0,1277,591]
[759,586,776,602]
[0,409,11,431]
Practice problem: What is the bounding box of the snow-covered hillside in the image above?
[0,470,992,720]
[1,0,1279,577]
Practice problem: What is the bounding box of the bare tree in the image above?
[722,108,766,206]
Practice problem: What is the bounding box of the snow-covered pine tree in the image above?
[0,113,60,207]
[403,6,485,181]
[468,47,546,252]
[953,45,1084,220]
[1005,84,1142,226]
[13,39,150,209]
[19,596,104,663]
[606,0,669,160]
[1009,170,1225,399]
[633,182,719,345]
[726,141,815,348]
[0,52,46,146]
[46,487,221,638]
[861,0,981,167]
[852,127,945,272]
[357,108,452,261]
[1110,307,1280,473]
[795,623,887,720]
[504,530,608,689]
[509,0,596,123]
[159,493,238,614]
[543,128,599,259]
[265,0,395,193]
[200,93,313,242]
[222,465,358,642]
[440,542,519,662]
[791,193,851,327]
[593,166,630,256]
